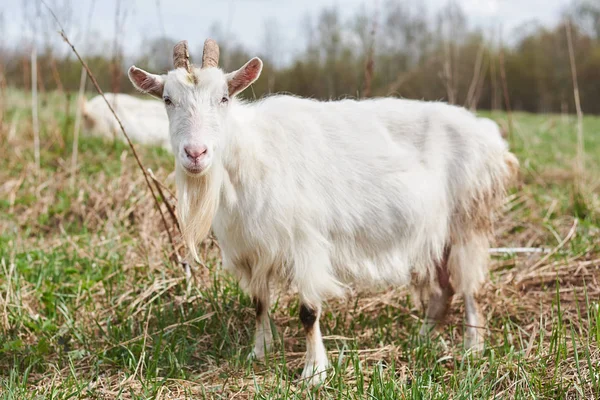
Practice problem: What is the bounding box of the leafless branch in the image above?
[43,1,192,275]
[498,34,513,142]
[31,1,41,171]
[465,41,485,111]
[148,168,181,234]
[362,3,378,98]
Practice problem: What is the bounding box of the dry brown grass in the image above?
[0,92,599,398]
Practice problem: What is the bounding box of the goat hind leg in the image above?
[420,245,454,336]
[464,294,485,353]
[419,285,454,336]
[448,234,488,353]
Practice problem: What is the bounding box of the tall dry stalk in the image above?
[110,0,127,96]
[48,15,193,280]
[489,47,499,111]
[60,30,186,270]
[22,57,31,91]
[49,54,64,94]
[43,1,190,275]
[498,36,513,142]
[36,59,46,94]
[442,38,456,104]
[0,67,5,129]
[465,41,485,111]
[565,19,585,189]
[0,11,6,128]
[471,56,488,111]
[70,0,96,189]
[31,1,41,171]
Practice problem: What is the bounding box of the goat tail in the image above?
[477,116,519,186]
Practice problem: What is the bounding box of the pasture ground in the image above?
[1,89,599,399]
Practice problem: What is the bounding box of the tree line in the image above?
[2,0,600,114]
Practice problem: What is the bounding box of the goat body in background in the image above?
[81,93,171,151]
[128,39,518,386]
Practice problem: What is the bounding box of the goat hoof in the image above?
[465,330,485,355]
[300,363,328,387]
[419,322,435,337]
[247,349,264,362]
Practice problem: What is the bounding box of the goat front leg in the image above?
[248,289,274,361]
[299,302,328,386]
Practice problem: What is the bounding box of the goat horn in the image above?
[201,38,220,69]
[173,40,191,72]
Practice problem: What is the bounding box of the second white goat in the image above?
[81,93,171,151]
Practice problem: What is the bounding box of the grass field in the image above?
[1,90,599,399]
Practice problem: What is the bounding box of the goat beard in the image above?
[176,165,222,262]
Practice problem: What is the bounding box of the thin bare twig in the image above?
[489,247,551,255]
[565,19,585,188]
[465,41,485,111]
[386,55,441,96]
[529,218,578,272]
[362,2,378,98]
[150,172,177,200]
[61,30,183,269]
[147,168,180,234]
[42,2,191,275]
[490,39,499,111]
[110,0,128,96]
[0,61,5,128]
[498,34,513,142]
[31,1,41,171]
[442,38,456,105]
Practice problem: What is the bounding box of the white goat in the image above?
[128,40,518,385]
[81,93,171,151]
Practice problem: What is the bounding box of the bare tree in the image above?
[29,0,42,170]
[140,37,177,73]
[436,0,467,104]
[566,19,585,189]
[0,10,6,127]
[110,0,129,95]
[317,7,342,98]
[381,1,429,71]
[363,2,378,98]
[465,41,486,110]
[574,0,600,40]
[498,31,513,140]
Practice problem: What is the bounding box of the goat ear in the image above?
[226,57,263,97]
[128,66,164,98]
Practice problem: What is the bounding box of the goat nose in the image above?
[184,145,207,161]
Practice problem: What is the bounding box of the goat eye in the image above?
[221,96,229,104]
[163,96,172,106]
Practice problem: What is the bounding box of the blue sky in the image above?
[2,0,571,60]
